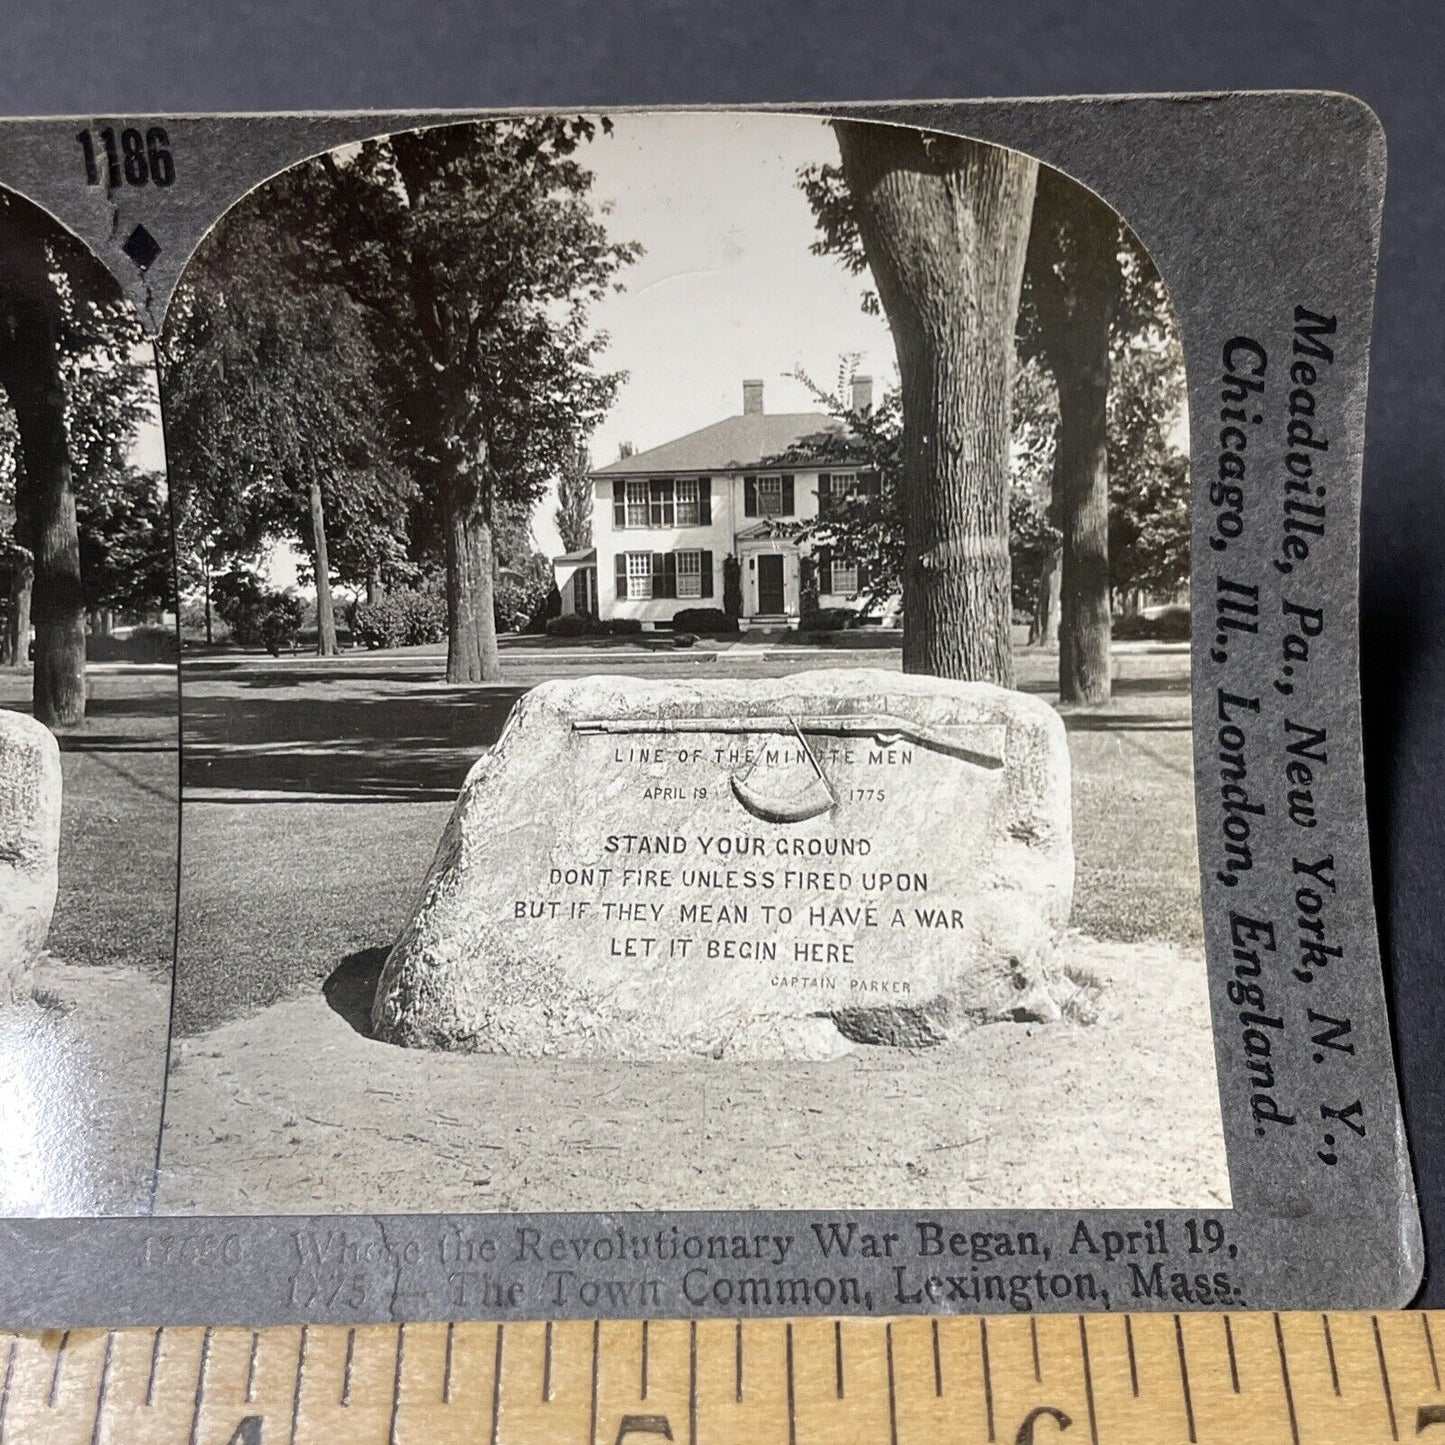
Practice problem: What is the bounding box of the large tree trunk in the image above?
[1055,365,1112,702]
[11,358,85,725]
[308,480,338,656]
[1027,166,1121,706]
[366,560,384,607]
[834,123,1036,685]
[0,214,85,726]
[203,553,213,645]
[1031,545,1061,646]
[5,554,31,667]
[443,478,500,683]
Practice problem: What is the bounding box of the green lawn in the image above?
[0,666,178,975]
[174,643,1200,1035]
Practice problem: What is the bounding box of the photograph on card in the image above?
[0,184,177,1216]
[150,111,1224,1216]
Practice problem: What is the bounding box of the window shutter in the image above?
[857,560,870,591]
[744,476,758,517]
[651,552,667,599]
[862,470,881,499]
[661,552,677,600]
[698,478,712,525]
[817,473,831,519]
[700,550,714,598]
[615,554,628,601]
[781,475,795,515]
[817,545,833,595]
[612,480,627,529]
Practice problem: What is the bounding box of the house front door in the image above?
[757,554,785,615]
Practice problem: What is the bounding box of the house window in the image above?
[626,552,653,599]
[756,476,783,516]
[675,478,699,525]
[830,561,859,595]
[676,550,703,598]
[649,479,675,527]
[625,481,648,528]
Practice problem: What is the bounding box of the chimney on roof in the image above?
[850,374,873,414]
[743,379,765,415]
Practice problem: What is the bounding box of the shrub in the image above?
[802,606,859,633]
[671,607,738,635]
[722,554,743,619]
[601,617,643,636]
[257,596,304,656]
[1113,605,1190,643]
[87,626,179,662]
[351,589,447,649]
[212,571,304,654]
[545,612,597,638]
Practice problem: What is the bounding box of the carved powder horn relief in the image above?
[728,716,839,824]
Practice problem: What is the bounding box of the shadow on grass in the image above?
[323,945,389,1038]
[183,687,525,802]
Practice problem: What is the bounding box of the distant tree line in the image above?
[161,118,639,683]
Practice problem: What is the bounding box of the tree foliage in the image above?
[288,119,639,680]
[555,440,594,552]
[799,147,1190,677]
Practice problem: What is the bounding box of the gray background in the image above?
[0,0,1440,1300]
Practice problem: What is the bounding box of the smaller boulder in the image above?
[0,710,61,1003]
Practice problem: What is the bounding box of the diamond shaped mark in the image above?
[121,223,161,272]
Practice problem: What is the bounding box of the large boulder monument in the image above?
[372,669,1074,1060]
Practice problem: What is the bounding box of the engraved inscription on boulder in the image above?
[372,669,1074,1060]
[0,709,62,1004]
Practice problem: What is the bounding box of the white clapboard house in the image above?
[553,378,881,629]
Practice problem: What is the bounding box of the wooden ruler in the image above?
[1,1311,1442,1444]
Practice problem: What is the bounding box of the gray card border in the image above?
[0,93,1421,1326]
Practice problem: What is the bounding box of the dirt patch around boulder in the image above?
[154,936,1228,1216]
